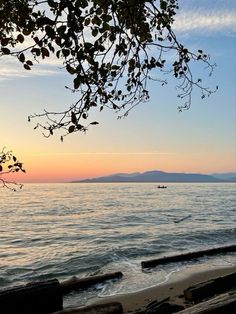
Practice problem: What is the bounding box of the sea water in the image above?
[0,183,235,307]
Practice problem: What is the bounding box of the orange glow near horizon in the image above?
[4,150,236,183]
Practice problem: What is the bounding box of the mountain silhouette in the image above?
[71,170,235,183]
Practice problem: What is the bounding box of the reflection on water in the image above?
[0,183,235,304]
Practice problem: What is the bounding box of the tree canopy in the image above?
[0,0,216,140]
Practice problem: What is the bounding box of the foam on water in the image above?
[0,182,235,306]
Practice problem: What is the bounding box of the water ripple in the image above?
[0,182,235,303]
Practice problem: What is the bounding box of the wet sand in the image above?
[89,264,236,313]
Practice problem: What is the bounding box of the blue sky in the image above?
[0,0,235,182]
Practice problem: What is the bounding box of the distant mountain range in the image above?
[71,170,236,183]
[211,172,236,182]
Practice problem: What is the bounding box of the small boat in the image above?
[157,185,167,189]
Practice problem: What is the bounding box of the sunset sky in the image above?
[1,0,236,183]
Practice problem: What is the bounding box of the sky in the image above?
[1,0,236,183]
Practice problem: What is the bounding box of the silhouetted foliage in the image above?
[0,148,25,190]
[0,0,217,140]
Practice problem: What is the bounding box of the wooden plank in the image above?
[52,302,123,314]
[184,271,236,302]
[141,244,236,268]
[0,279,63,314]
[178,292,236,313]
[60,272,123,295]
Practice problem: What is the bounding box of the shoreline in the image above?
[88,263,236,313]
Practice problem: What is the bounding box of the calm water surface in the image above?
[0,183,235,307]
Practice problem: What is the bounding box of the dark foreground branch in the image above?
[0,148,25,191]
[0,1,217,140]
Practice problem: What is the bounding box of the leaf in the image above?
[156,61,163,68]
[31,48,41,56]
[90,121,99,125]
[84,42,93,50]
[111,65,120,70]
[19,53,25,63]
[92,15,101,26]
[41,47,50,58]
[62,49,70,57]
[24,64,31,70]
[84,18,90,26]
[77,124,83,130]
[37,16,54,26]
[74,76,81,89]
[0,165,2,172]
[48,0,56,7]
[34,36,40,44]
[26,60,33,66]
[1,47,10,54]
[13,156,17,162]
[23,29,31,36]
[1,38,9,46]
[101,22,110,32]
[45,25,55,38]
[68,125,75,133]
[92,29,98,37]
[102,14,112,22]
[66,64,75,74]
[57,25,67,34]
[160,1,167,11]
[17,34,24,43]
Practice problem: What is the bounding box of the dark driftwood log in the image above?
[0,279,63,314]
[141,244,236,268]
[60,272,123,295]
[0,272,123,313]
[178,292,236,313]
[184,271,236,302]
[52,302,123,314]
[146,301,184,314]
[145,297,184,313]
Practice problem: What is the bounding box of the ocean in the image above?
[0,182,235,308]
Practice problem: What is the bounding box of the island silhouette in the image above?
[71,170,236,183]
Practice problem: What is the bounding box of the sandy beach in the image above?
[2,258,235,313]
[86,263,236,313]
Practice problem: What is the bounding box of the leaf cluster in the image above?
[0,148,25,190]
[0,0,217,139]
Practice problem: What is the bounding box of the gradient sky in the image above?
[1,0,236,182]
